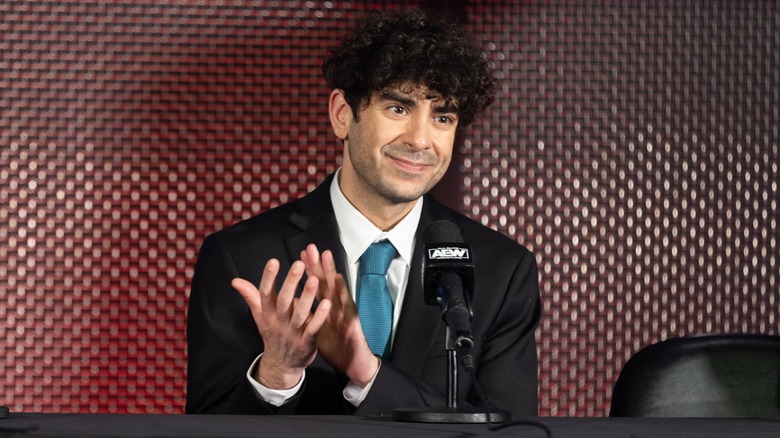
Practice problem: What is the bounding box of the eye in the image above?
[389,105,407,116]
[434,115,457,126]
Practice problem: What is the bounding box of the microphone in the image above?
[422,220,475,367]
[394,220,510,423]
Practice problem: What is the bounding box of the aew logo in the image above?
[428,247,470,260]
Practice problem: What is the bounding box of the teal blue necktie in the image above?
[356,240,397,358]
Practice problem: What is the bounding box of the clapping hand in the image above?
[231,258,331,389]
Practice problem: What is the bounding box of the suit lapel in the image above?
[284,174,348,274]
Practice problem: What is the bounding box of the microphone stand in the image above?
[446,328,459,409]
[393,327,511,423]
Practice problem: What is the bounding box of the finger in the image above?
[334,273,357,316]
[232,277,263,313]
[290,276,318,329]
[299,248,310,270]
[257,258,281,307]
[304,298,331,338]
[320,249,338,294]
[301,244,324,279]
[276,260,305,317]
[334,274,349,300]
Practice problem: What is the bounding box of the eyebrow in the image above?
[378,90,416,107]
[377,90,459,115]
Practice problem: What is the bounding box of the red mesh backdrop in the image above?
[1,0,778,416]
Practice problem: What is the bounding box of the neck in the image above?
[337,172,418,231]
[358,198,417,232]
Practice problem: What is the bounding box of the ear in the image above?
[328,89,352,140]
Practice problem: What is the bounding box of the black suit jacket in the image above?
[186,175,541,417]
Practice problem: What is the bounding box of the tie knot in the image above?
[360,240,397,275]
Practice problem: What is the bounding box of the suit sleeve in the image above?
[357,246,541,417]
[467,248,541,416]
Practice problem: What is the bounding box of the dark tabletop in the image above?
[1,413,779,437]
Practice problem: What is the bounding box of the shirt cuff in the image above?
[246,354,305,407]
[343,357,381,407]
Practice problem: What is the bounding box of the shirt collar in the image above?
[330,169,422,266]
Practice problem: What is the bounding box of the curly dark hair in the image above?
[322,8,495,127]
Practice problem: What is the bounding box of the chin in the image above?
[377,172,441,203]
[382,185,432,204]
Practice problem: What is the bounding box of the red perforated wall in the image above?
[464,1,779,415]
[1,1,778,416]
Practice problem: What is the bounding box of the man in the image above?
[186,8,541,417]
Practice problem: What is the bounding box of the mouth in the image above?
[385,150,437,174]
[388,156,432,173]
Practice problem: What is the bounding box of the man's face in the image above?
[336,85,459,209]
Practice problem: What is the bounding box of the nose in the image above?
[401,112,431,151]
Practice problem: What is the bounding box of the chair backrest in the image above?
[610,333,780,417]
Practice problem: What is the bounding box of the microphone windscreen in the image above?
[422,220,463,244]
[421,220,473,306]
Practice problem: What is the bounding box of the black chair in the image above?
[610,333,780,417]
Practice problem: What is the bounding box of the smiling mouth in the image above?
[385,149,437,171]
[387,155,434,173]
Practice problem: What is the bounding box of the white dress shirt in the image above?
[246,170,423,407]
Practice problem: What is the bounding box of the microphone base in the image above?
[393,406,510,424]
